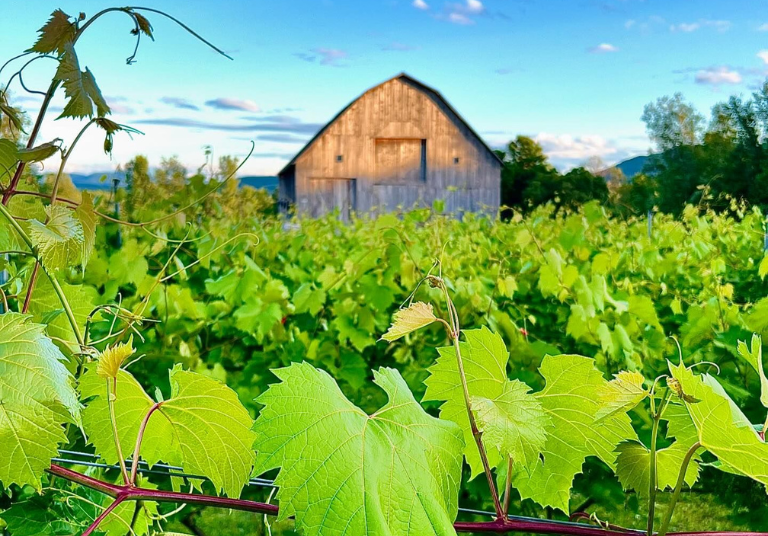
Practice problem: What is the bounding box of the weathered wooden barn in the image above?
[277,73,502,218]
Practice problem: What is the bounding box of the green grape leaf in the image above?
[470,381,550,474]
[0,496,74,536]
[628,295,663,332]
[595,371,647,421]
[54,43,110,119]
[158,365,257,497]
[28,204,84,271]
[253,363,464,536]
[614,439,700,498]
[17,141,60,163]
[759,255,768,280]
[83,365,255,497]
[75,192,97,268]
[512,355,638,512]
[423,327,549,476]
[27,274,95,354]
[0,100,25,134]
[28,9,76,55]
[381,301,438,342]
[292,282,326,315]
[615,402,701,497]
[132,11,154,39]
[669,361,768,486]
[0,139,19,182]
[80,366,179,469]
[737,334,768,409]
[0,313,81,490]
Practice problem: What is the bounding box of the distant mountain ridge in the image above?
[68,172,278,192]
[599,154,652,180]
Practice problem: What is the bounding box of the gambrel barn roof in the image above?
[278,72,503,177]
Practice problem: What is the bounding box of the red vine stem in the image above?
[129,402,162,484]
[82,494,126,536]
[48,464,768,536]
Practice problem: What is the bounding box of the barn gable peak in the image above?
[277,73,502,177]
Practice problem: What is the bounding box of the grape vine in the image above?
[1,7,768,536]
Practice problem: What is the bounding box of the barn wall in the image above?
[292,77,500,217]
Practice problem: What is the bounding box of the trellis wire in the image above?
[53,450,635,532]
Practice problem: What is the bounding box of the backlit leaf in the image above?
[28,204,84,271]
[28,9,76,55]
[737,334,768,409]
[595,371,647,421]
[253,363,464,536]
[381,301,438,342]
[0,313,81,489]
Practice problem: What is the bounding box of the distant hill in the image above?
[69,172,278,192]
[70,172,125,190]
[239,176,278,191]
[600,154,654,181]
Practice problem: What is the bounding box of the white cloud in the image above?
[205,97,261,112]
[694,66,742,85]
[413,0,429,9]
[448,12,473,24]
[466,0,484,14]
[758,50,768,65]
[759,23,768,31]
[624,19,636,29]
[670,19,731,33]
[588,43,619,53]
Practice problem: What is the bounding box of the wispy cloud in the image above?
[256,134,310,144]
[759,23,768,31]
[694,66,742,85]
[433,0,485,25]
[381,42,420,52]
[159,97,199,111]
[294,48,348,66]
[106,97,135,115]
[448,12,473,24]
[205,97,261,112]
[133,117,323,134]
[758,50,768,65]
[670,19,731,33]
[413,0,429,9]
[588,43,619,54]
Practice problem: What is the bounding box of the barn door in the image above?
[309,178,356,221]
[376,139,426,183]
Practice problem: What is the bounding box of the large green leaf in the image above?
[669,361,768,486]
[0,313,80,489]
[512,354,638,512]
[159,365,257,497]
[423,327,549,476]
[253,362,464,536]
[80,366,180,469]
[594,371,647,421]
[0,138,18,183]
[82,365,255,497]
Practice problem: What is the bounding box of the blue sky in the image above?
[3,0,768,175]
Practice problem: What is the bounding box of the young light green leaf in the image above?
[512,354,638,513]
[28,204,85,271]
[27,274,95,353]
[423,327,549,476]
[253,363,464,536]
[669,360,768,486]
[158,366,257,497]
[737,334,768,409]
[380,301,438,342]
[0,313,81,490]
[27,9,76,55]
[594,370,647,421]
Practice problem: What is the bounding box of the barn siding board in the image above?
[280,73,501,217]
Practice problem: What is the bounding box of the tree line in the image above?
[496,81,768,217]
